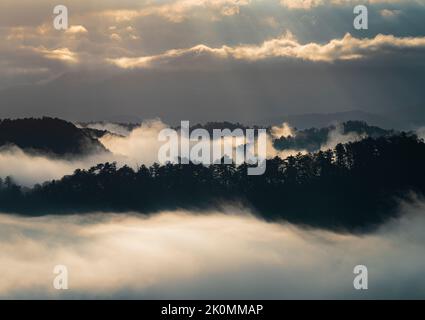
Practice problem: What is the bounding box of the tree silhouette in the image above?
[1,132,424,232]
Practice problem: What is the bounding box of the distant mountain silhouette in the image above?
[259,110,397,129]
[0,117,107,156]
[273,120,394,152]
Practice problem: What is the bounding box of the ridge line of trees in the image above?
[0,133,424,232]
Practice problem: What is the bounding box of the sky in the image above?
[0,0,424,125]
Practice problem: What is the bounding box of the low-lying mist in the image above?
[1,200,424,299]
[0,120,363,186]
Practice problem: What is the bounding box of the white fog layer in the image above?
[1,201,425,299]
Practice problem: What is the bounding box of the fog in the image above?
[417,127,425,141]
[77,123,131,137]
[0,120,370,186]
[0,120,169,186]
[0,146,115,186]
[0,200,425,299]
[321,125,365,151]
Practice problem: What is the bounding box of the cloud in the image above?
[98,119,167,167]
[0,121,166,186]
[267,122,305,158]
[1,0,424,100]
[108,32,425,68]
[0,119,305,186]
[110,33,122,41]
[0,146,114,187]
[101,0,250,23]
[380,9,402,17]
[280,0,324,9]
[321,124,365,150]
[31,46,79,63]
[270,122,295,139]
[65,25,88,35]
[0,199,425,299]
[266,140,306,159]
[416,127,425,141]
[100,120,274,166]
[78,123,131,136]
[281,0,417,10]
[267,122,366,156]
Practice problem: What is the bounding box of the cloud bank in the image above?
[1,200,425,299]
[108,33,425,68]
[0,146,114,187]
[280,0,416,10]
